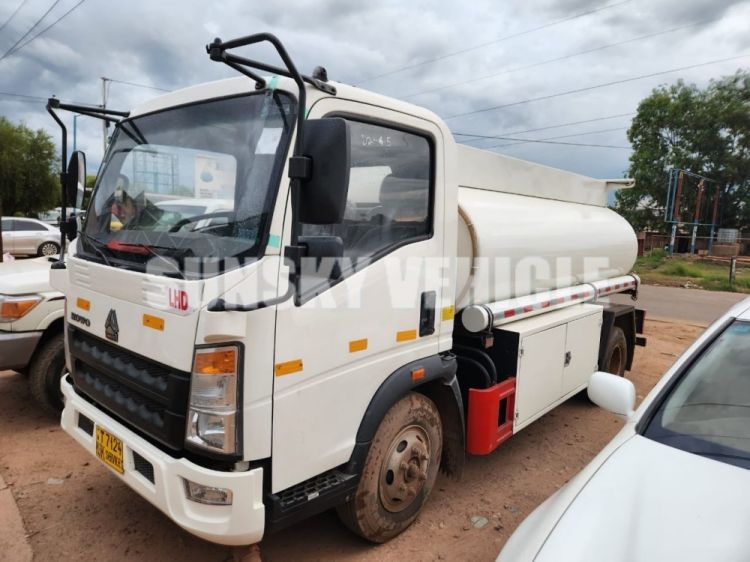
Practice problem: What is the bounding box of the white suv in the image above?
[0,256,65,411]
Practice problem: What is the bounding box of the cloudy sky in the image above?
[1,0,748,179]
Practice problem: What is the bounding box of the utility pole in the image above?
[101,76,110,155]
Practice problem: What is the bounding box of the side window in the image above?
[303,120,432,260]
[298,119,432,297]
[1,220,12,231]
[14,220,42,232]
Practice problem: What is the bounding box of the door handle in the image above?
[419,291,436,337]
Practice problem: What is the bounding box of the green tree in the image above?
[0,117,60,218]
[615,71,750,232]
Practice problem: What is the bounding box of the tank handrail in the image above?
[461,274,640,332]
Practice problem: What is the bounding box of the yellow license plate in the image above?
[95,426,124,474]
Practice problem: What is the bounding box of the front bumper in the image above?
[61,376,266,545]
[0,330,42,370]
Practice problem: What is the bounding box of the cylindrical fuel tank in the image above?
[456,187,637,308]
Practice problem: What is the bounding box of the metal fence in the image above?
[639,232,750,256]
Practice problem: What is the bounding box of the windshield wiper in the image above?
[78,231,113,267]
[168,211,235,232]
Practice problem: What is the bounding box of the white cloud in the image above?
[0,0,748,179]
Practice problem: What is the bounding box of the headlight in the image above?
[0,295,42,322]
[185,345,240,455]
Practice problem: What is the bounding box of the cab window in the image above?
[300,119,432,294]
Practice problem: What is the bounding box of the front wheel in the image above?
[28,333,66,413]
[337,392,442,543]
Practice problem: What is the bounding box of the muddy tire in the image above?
[602,326,627,377]
[337,392,442,543]
[28,333,66,413]
[37,241,60,257]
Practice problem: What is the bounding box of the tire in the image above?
[602,326,627,377]
[28,333,66,414]
[337,392,442,543]
[37,241,60,257]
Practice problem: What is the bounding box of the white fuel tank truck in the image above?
[46,32,645,546]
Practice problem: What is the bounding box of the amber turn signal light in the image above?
[193,347,237,375]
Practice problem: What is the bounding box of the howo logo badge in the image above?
[105,309,119,342]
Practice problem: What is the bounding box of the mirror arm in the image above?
[206,277,296,312]
[46,101,68,269]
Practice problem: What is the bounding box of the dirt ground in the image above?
[0,320,703,562]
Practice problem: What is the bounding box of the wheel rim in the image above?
[609,345,624,375]
[41,243,56,256]
[379,424,431,513]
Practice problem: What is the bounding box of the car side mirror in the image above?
[587,371,636,418]
[297,118,350,225]
[66,151,86,210]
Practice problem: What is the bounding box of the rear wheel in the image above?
[28,333,66,413]
[337,392,442,543]
[37,241,60,257]
[602,326,627,377]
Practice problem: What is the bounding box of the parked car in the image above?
[499,298,750,562]
[1,217,61,256]
[154,198,233,231]
[38,207,85,225]
[0,256,65,412]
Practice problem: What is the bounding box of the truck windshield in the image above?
[80,91,294,277]
[644,320,750,470]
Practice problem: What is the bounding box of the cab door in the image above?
[271,100,449,492]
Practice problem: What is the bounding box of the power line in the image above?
[0,90,46,102]
[0,0,30,34]
[457,125,626,144]
[4,0,86,59]
[465,136,631,149]
[355,0,632,85]
[404,17,719,100]
[478,127,628,151]
[106,78,171,92]
[453,112,635,144]
[0,90,95,105]
[445,53,750,120]
[0,0,60,61]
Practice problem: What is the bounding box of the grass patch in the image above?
[661,263,703,278]
[633,250,750,293]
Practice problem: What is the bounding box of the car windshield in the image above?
[81,91,294,277]
[644,320,750,469]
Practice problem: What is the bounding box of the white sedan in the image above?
[499,298,750,562]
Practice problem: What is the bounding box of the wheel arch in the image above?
[36,316,64,351]
[345,352,464,480]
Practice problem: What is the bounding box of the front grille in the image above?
[132,451,155,483]
[69,328,191,452]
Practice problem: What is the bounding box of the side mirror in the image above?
[587,371,636,418]
[297,118,350,225]
[299,235,344,280]
[66,151,86,210]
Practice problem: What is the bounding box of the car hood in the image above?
[536,435,750,562]
[0,257,57,295]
